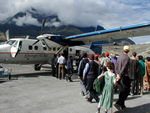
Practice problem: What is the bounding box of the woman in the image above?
[96,62,117,113]
[144,57,150,91]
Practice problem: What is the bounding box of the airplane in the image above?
[0,32,95,70]
[0,22,150,71]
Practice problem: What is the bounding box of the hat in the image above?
[105,52,109,56]
[123,45,130,51]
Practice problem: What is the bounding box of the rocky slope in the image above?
[102,43,150,57]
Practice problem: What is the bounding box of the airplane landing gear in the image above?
[34,64,41,71]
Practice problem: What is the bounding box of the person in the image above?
[78,52,89,97]
[55,54,60,78]
[57,53,66,79]
[51,54,57,77]
[137,55,145,95]
[0,65,11,80]
[83,54,99,103]
[100,52,110,73]
[94,55,101,75]
[129,52,139,96]
[66,56,73,82]
[114,45,131,110]
[96,62,117,113]
[144,57,150,91]
[110,54,117,64]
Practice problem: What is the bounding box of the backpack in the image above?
[93,76,105,94]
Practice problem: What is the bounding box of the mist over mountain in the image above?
[0,8,104,37]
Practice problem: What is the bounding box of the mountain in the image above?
[0,8,104,38]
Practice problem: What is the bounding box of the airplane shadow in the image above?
[114,103,150,113]
[114,91,150,103]
[12,72,51,78]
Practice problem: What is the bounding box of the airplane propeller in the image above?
[5,30,10,41]
[32,19,46,46]
[41,19,46,35]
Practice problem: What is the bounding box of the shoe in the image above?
[87,98,92,103]
[69,79,73,82]
[130,92,134,96]
[83,95,89,99]
[114,103,122,111]
[81,91,85,96]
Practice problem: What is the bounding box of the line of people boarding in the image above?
[77,45,150,113]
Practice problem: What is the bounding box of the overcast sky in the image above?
[0,0,150,43]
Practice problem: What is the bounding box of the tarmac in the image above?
[0,64,150,113]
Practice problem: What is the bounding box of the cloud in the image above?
[0,0,150,29]
[130,36,150,44]
[12,13,41,26]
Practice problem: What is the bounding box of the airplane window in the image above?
[48,48,51,51]
[29,45,32,50]
[13,41,18,47]
[34,46,38,50]
[53,47,56,51]
[43,47,47,51]
[6,40,15,45]
[57,48,60,51]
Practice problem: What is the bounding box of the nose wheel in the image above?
[34,64,41,71]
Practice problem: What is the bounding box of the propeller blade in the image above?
[25,35,30,39]
[5,30,9,41]
[41,19,46,35]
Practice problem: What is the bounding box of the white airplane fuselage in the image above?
[0,38,94,65]
[0,38,52,64]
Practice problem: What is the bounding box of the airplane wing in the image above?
[65,23,150,45]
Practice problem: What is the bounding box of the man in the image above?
[129,52,139,95]
[114,45,131,110]
[78,53,89,97]
[57,53,66,79]
[83,54,99,103]
[51,54,57,77]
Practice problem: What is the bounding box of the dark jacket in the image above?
[115,54,130,78]
[128,59,139,79]
[78,58,89,77]
[86,60,99,79]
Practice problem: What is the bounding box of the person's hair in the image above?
[146,57,150,61]
[94,55,99,61]
[123,50,129,53]
[106,61,114,70]
[132,52,136,57]
[54,54,57,57]
[89,54,94,60]
[82,52,88,58]
[138,55,143,60]
[101,53,105,57]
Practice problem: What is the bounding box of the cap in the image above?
[105,52,109,56]
[123,45,130,51]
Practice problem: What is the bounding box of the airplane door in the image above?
[11,40,22,57]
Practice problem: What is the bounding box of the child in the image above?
[96,61,117,113]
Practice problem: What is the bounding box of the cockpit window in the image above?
[6,40,15,45]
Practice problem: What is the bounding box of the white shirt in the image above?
[57,56,66,64]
